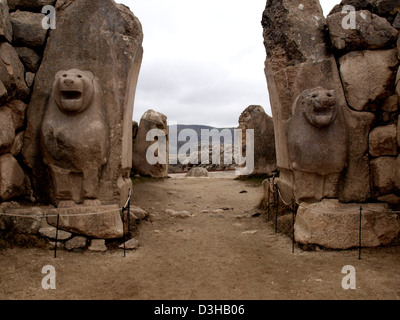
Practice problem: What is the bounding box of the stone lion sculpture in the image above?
[41,69,109,206]
[287,87,348,201]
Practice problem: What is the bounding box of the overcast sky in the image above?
[117,0,341,128]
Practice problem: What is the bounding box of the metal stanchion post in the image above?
[292,199,296,254]
[275,186,279,234]
[359,207,362,260]
[267,181,271,221]
[54,214,60,259]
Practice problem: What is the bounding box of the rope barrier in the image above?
[0,207,125,219]
[264,177,400,258]
[0,190,132,258]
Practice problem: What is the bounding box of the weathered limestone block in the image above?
[25,72,35,88]
[369,125,398,156]
[47,205,123,239]
[8,0,56,12]
[23,0,143,207]
[339,49,399,111]
[0,42,29,100]
[295,199,400,249]
[10,131,24,156]
[88,239,107,252]
[327,10,398,52]
[7,99,27,131]
[64,236,87,251]
[186,167,208,178]
[338,109,375,203]
[237,105,276,176]
[40,69,109,206]
[14,47,41,73]
[287,87,348,202]
[370,157,397,195]
[0,107,16,154]
[0,154,26,201]
[0,0,12,42]
[39,226,72,240]
[132,109,168,178]
[262,0,328,72]
[394,13,400,29]
[0,207,44,234]
[0,80,7,104]
[120,238,139,250]
[330,0,400,18]
[10,11,48,49]
[379,95,399,124]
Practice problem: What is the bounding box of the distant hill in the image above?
[169,124,236,155]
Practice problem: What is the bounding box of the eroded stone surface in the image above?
[40,69,109,205]
[339,49,399,111]
[132,109,168,178]
[327,10,398,52]
[23,0,143,207]
[237,105,276,176]
[295,199,400,249]
[47,205,123,239]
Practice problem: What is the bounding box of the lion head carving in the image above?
[301,87,338,128]
[53,69,95,114]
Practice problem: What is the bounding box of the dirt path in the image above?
[0,174,399,300]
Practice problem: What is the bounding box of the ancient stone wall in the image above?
[0,0,54,202]
[0,0,144,248]
[262,0,400,248]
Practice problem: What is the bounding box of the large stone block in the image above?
[0,154,26,201]
[370,156,397,195]
[329,0,400,17]
[6,100,27,131]
[0,107,16,154]
[14,47,41,73]
[47,205,123,239]
[8,0,56,12]
[369,125,398,156]
[338,109,375,203]
[295,199,400,249]
[261,0,328,72]
[237,105,276,176]
[0,0,12,42]
[0,42,29,100]
[23,0,143,207]
[10,11,48,49]
[132,109,168,178]
[339,49,399,111]
[0,207,44,234]
[327,10,398,52]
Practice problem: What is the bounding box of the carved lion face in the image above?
[53,69,95,114]
[301,87,338,128]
